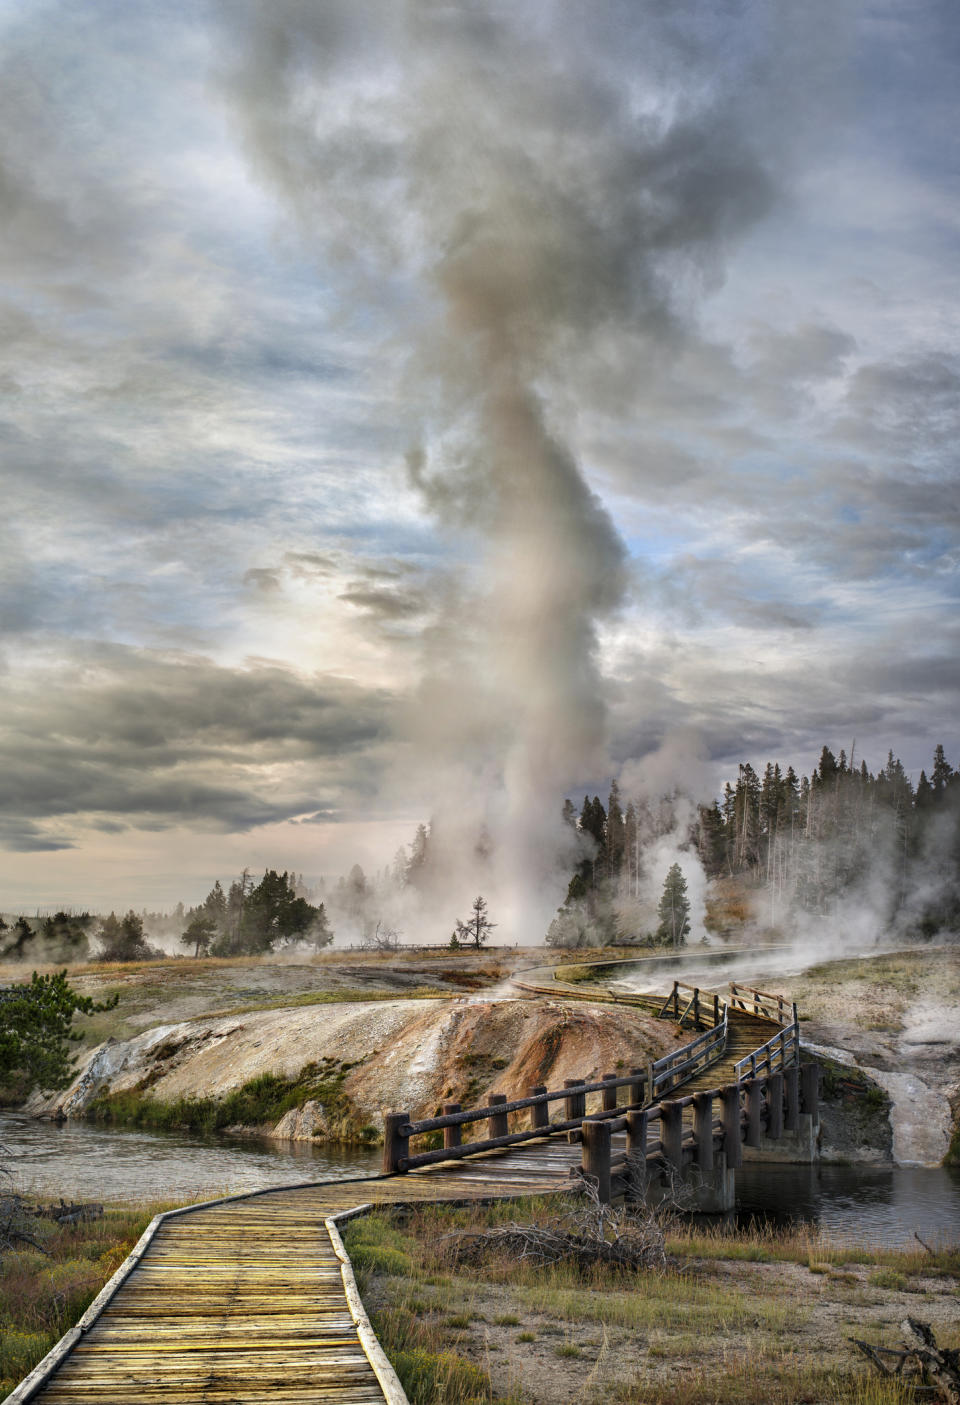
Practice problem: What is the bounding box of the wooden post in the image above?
[692,1091,714,1172]
[564,1079,586,1121]
[745,1077,764,1148]
[721,1084,742,1168]
[487,1093,509,1139]
[767,1072,784,1140]
[602,1074,618,1112]
[660,1099,683,1173]
[582,1119,612,1204]
[383,1112,410,1174]
[529,1085,549,1131]
[673,981,680,1019]
[442,1103,462,1150]
[801,1061,819,1119]
[784,1064,800,1132]
[625,1108,649,1199]
[713,993,720,1027]
[626,1107,649,1163]
[629,1067,645,1107]
[692,988,700,1028]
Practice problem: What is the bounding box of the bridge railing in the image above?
[658,980,724,1028]
[733,1019,801,1083]
[579,1060,821,1203]
[383,984,730,1174]
[728,982,795,1025]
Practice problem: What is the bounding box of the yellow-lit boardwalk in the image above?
[22,1153,580,1405]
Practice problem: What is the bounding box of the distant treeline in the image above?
[3,743,957,961]
[547,743,960,945]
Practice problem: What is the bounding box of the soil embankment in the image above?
[29,993,680,1144]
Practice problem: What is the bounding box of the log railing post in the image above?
[564,1079,586,1122]
[713,993,720,1027]
[721,1084,742,1168]
[487,1093,509,1139]
[529,1085,549,1131]
[383,1112,410,1174]
[801,1061,819,1119]
[626,1107,649,1165]
[602,1074,618,1112]
[693,1091,714,1172]
[629,1067,645,1107]
[693,988,701,1028]
[582,1119,612,1204]
[745,1077,764,1148]
[673,981,680,1020]
[767,1071,784,1140]
[660,1099,683,1174]
[442,1103,462,1150]
[784,1064,800,1132]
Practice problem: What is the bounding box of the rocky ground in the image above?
[749,945,960,1166]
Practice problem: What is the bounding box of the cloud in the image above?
[0,2,956,913]
[0,647,397,850]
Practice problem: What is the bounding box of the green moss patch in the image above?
[84,1060,367,1140]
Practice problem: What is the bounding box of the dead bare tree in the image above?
[851,1317,960,1403]
[436,1178,676,1273]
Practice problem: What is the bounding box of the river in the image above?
[1,1113,381,1203]
[4,1114,959,1248]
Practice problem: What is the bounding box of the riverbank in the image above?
[344,1198,960,1404]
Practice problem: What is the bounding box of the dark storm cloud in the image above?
[0,649,397,847]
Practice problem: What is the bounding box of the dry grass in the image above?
[0,1202,172,1401]
[343,1198,960,1405]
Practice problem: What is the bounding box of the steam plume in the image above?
[218,1,838,938]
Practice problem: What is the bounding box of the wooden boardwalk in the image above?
[18,1156,579,1405]
[13,975,793,1405]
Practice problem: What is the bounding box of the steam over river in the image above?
[4,1114,958,1249]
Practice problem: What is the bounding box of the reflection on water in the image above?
[732,1161,960,1248]
[0,1114,382,1203]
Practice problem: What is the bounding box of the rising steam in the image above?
[218,2,838,939]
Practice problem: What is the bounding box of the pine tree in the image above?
[453,896,496,950]
[606,781,625,882]
[656,864,690,947]
[932,744,954,798]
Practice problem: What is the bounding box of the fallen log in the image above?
[33,1199,104,1224]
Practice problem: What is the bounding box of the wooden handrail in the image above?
[733,1021,800,1082]
[580,1061,821,1201]
[384,984,729,1173]
[384,975,809,1185]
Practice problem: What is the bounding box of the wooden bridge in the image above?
[9,972,818,1405]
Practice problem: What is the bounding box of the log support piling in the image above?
[382,1113,410,1174]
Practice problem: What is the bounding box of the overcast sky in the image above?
[1,0,957,915]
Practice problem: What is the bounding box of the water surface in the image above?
[1,1113,381,1203]
[732,1160,960,1248]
